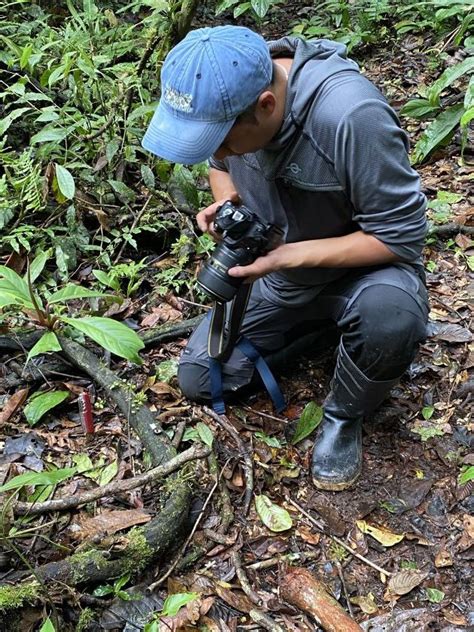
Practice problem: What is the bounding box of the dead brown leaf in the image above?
[158,595,214,631]
[385,569,428,597]
[71,509,151,541]
[434,548,453,568]
[0,388,29,425]
[141,303,181,327]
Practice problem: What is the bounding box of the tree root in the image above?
[1,336,206,603]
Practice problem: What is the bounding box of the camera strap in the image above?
[207,284,285,415]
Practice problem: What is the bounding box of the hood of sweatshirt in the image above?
[255,37,359,171]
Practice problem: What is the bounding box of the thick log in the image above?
[280,566,362,632]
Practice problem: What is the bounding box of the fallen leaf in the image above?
[297,525,321,545]
[356,520,404,547]
[71,509,151,540]
[434,548,453,568]
[350,593,378,614]
[255,495,293,532]
[432,322,472,343]
[0,388,29,425]
[386,569,428,596]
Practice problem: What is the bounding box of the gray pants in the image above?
[178,264,429,401]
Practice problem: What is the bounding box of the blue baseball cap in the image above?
[142,26,273,164]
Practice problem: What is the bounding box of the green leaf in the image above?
[141,165,155,190]
[426,587,445,603]
[215,0,239,14]
[234,2,251,17]
[428,57,474,106]
[48,283,115,304]
[55,164,75,200]
[93,584,114,597]
[39,617,56,632]
[291,401,323,445]
[30,128,67,144]
[436,190,463,204]
[99,460,118,485]
[61,316,144,363]
[161,592,198,617]
[400,99,438,119]
[255,494,293,532]
[0,264,35,307]
[28,250,50,282]
[24,390,69,426]
[93,269,121,292]
[458,465,474,485]
[255,431,283,448]
[0,107,31,136]
[251,0,271,18]
[412,104,464,164]
[196,422,214,448]
[156,359,178,383]
[422,405,434,420]
[0,467,76,493]
[26,332,61,364]
[108,179,136,203]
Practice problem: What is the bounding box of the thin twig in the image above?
[240,404,290,424]
[230,550,262,606]
[113,196,152,264]
[336,560,354,618]
[203,406,254,515]
[287,496,392,577]
[249,609,286,632]
[246,549,319,571]
[14,445,210,516]
[148,474,220,591]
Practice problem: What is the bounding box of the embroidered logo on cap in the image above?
[164,86,193,112]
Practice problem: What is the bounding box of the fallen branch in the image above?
[230,550,262,606]
[203,406,254,516]
[13,444,209,516]
[280,566,362,632]
[249,609,286,632]
[140,315,203,347]
[429,222,474,237]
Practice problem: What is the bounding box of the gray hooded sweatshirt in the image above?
[209,37,427,307]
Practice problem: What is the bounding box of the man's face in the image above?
[213,89,282,160]
[213,118,270,160]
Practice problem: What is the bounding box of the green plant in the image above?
[215,0,282,23]
[93,573,137,600]
[291,0,392,52]
[401,57,474,164]
[93,259,148,297]
[144,592,199,631]
[0,264,144,362]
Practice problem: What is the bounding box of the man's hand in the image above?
[228,245,289,283]
[227,232,400,282]
[196,192,241,239]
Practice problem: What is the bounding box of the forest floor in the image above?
[0,13,473,632]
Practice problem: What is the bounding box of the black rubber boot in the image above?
[311,342,401,491]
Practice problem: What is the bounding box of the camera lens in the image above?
[197,243,250,302]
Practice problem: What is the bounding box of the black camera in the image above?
[196,201,284,302]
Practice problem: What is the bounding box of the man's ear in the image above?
[257,90,277,116]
